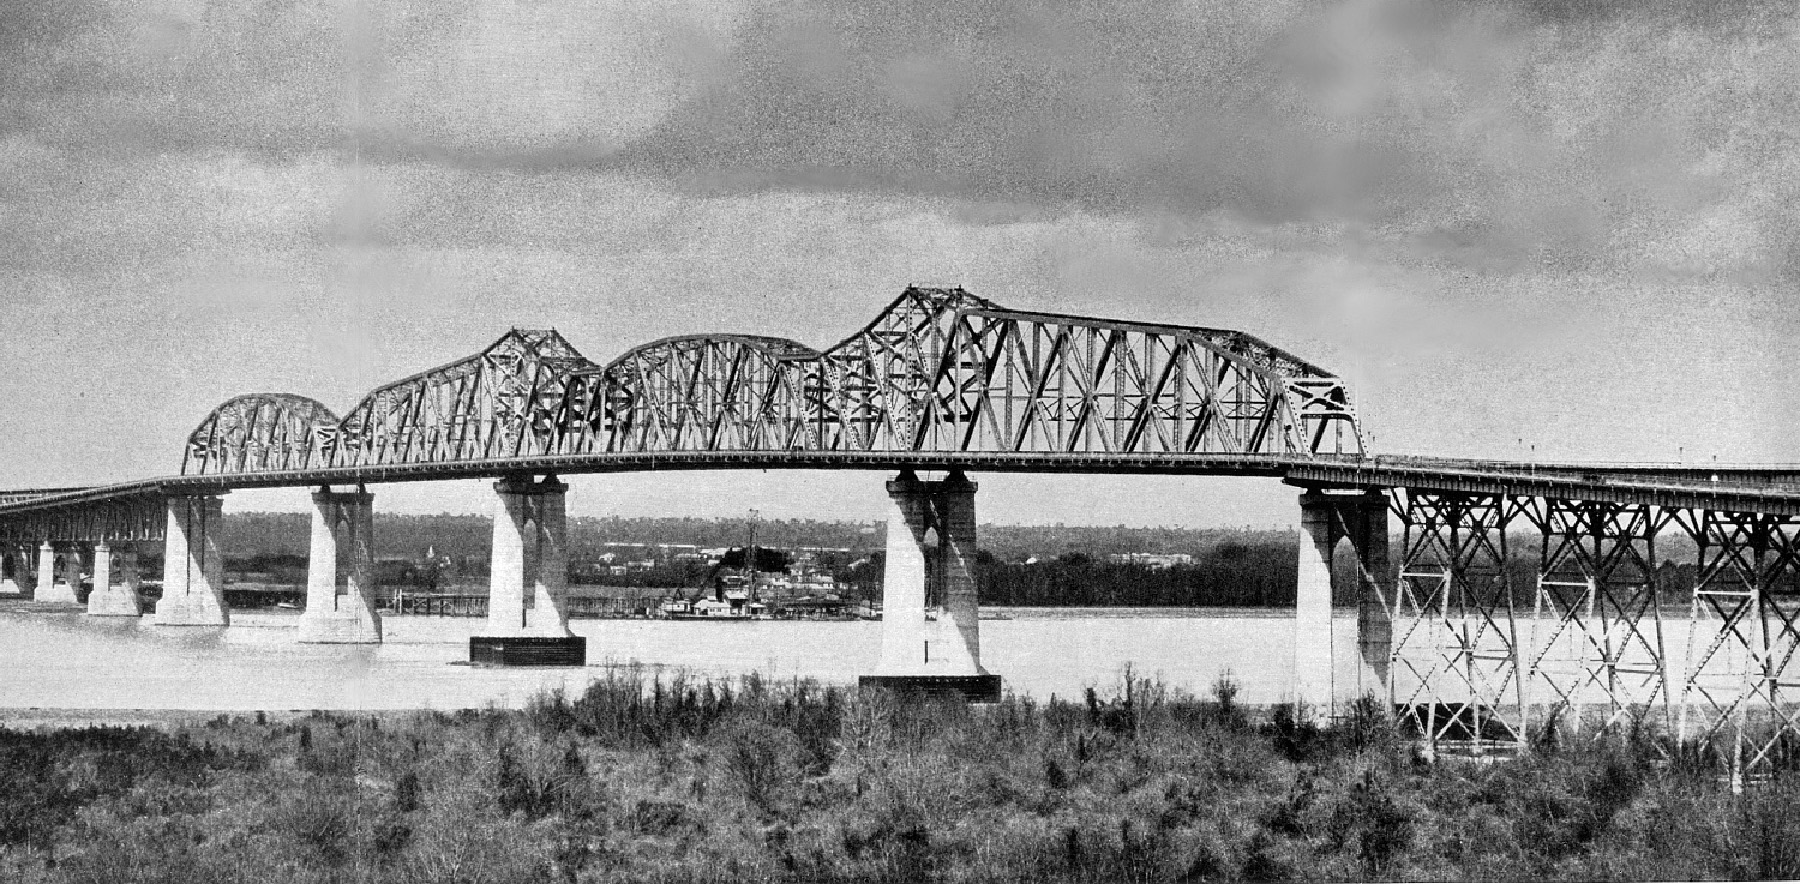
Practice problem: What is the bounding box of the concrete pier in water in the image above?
[297,488,382,643]
[861,470,1000,701]
[87,543,143,616]
[35,542,79,604]
[0,545,26,596]
[1291,488,1391,722]
[471,475,584,665]
[155,494,229,626]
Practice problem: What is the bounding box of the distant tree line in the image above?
[217,513,1291,568]
[975,543,1299,607]
[198,513,1727,610]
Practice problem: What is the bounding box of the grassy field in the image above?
[1,670,1797,883]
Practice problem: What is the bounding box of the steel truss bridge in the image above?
[3,286,1799,780]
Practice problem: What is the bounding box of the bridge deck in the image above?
[3,452,1799,517]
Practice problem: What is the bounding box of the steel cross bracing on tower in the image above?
[6,285,1800,777]
[1350,487,1800,782]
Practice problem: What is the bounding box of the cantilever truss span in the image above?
[179,287,1364,476]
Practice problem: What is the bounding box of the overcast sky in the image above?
[3,0,1796,527]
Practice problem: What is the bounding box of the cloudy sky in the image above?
[3,0,1796,527]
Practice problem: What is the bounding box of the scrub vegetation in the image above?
[1,669,1796,883]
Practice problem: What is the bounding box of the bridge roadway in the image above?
[3,451,1800,518]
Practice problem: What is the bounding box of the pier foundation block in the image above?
[469,636,588,666]
[859,674,1003,703]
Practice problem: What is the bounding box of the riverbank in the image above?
[0,671,1796,883]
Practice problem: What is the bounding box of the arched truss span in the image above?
[334,329,596,467]
[183,394,342,476]
[569,286,1363,458]
[179,287,1364,475]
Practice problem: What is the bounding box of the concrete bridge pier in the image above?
[35,541,80,604]
[471,475,583,665]
[15,543,40,596]
[298,487,382,643]
[156,494,229,626]
[87,543,144,616]
[1293,488,1392,723]
[0,545,26,596]
[861,470,1000,702]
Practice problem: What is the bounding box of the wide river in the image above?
[0,607,1365,712]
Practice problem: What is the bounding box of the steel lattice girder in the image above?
[0,494,163,544]
[175,287,1364,477]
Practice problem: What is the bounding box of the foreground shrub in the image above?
[5,672,1800,882]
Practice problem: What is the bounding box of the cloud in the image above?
[603,0,1800,279]
[4,0,1798,282]
[0,0,726,160]
[608,0,1319,215]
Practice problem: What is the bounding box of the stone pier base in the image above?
[37,583,80,604]
[87,588,143,616]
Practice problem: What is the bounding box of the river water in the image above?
[0,606,1363,711]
